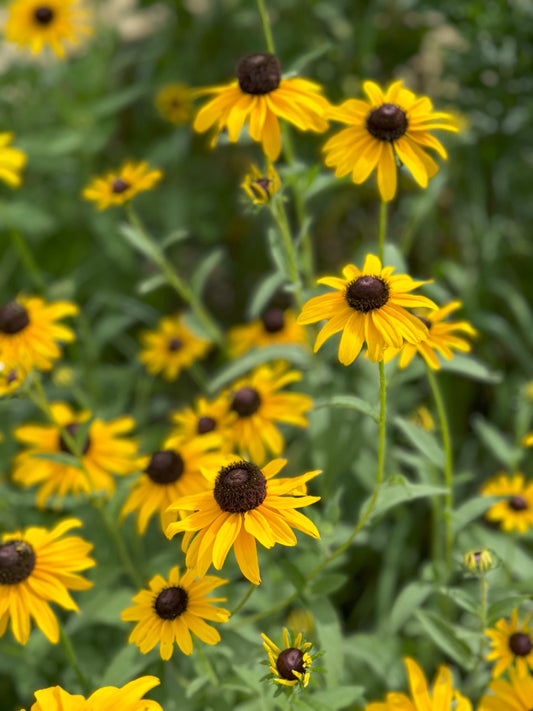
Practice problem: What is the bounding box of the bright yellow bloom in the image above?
[365,657,472,711]
[193,53,331,160]
[0,359,27,396]
[463,549,494,575]
[478,665,533,711]
[297,254,437,364]
[481,472,533,534]
[121,566,230,659]
[262,627,313,688]
[324,80,458,201]
[0,132,27,188]
[12,402,140,507]
[0,518,94,645]
[241,162,280,205]
[139,313,211,381]
[82,161,163,210]
[168,394,236,445]
[6,0,92,59]
[23,676,163,711]
[155,83,193,126]
[522,430,533,447]
[0,295,78,372]
[228,308,307,356]
[166,458,320,585]
[486,609,533,678]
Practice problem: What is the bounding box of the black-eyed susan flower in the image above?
[486,609,533,678]
[121,566,230,659]
[297,254,437,365]
[0,518,94,645]
[261,627,315,689]
[82,161,163,211]
[23,676,163,711]
[365,657,472,711]
[166,458,320,585]
[228,308,307,356]
[223,362,313,465]
[193,53,331,160]
[155,82,193,126]
[139,313,211,381]
[12,402,140,507]
[5,0,92,59]
[0,132,27,188]
[241,162,280,205]
[0,359,27,396]
[324,80,458,201]
[463,549,494,575]
[481,473,533,534]
[0,295,77,372]
[479,665,533,711]
[168,394,236,445]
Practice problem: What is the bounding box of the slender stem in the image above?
[195,642,219,687]
[58,619,91,695]
[95,502,144,589]
[10,230,46,291]
[468,574,489,687]
[230,582,257,616]
[378,200,387,263]
[270,199,304,309]
[427,367,454,574]
[256,0,275,53]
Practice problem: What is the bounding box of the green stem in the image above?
[256,0,276,53]
[270,198,304,309]
[58,619,91,695]
[10,230,46,291]
[230,582,256,616]
[95,502,144,589]
[378,200,387,263]
[195,642,219,687]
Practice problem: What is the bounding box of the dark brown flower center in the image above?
[197,416,216,435]
[0,301,30,334]
[509,632,532,656]
[237,53,281,95]
[168,337,183,352]
[34,6,55,24]
[111,178,130,194]
[6,368,19,384]
[366,103,408,142]
[0,540,36,585]
[262,308,285,333]
[231,386,261,417]
[252,178,272,199]
[416,315,432,329]
[154,586,189,619]
[146,450,184,484]
[276,648,305,681]
[509,495,528,511]
[345,276,390,312]
[214,461,267,513]
[59,423,91,456]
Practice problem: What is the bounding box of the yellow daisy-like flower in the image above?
[155,82,193,126]
[139,313,211,381]
[23,676,163,711]
[463,549,494,575]
[228,308,308,356]
[223,362,313,465]
[193,52,331,161]
[365,657,472,711]
[0,359,27,396]
[479,665,533,711]
[82,161,163,211]
[324,80,458,201]
[522,430,533,447]
[12,401,139,507]
[241,162,281,205]
[5,0,92,59]
[121,566,230,659]
[120,434,223,534]
[168,394,236,445]
[261,627,313,688]
[166,458,320,585]
[0,518,94,645]
[384,301,477,370]
[486,609,533,678]
[297,254,437,365]
[0,132,27,188]
[0,295,78,372]
[481,472,533,534]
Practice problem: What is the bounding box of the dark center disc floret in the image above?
[345,276,390,313]
[508,495,528,511]
[146,450,184,484]
[168,337,183,352]
[416,315,432,329]
[214,461,267,513]
[0,301,30,334]
[34,6,55,24]
[59,423,91,456]
[237,53,282,95]
[276,648,306,681]
[509,632,532,656]
[231,386,261,417]
[366,103,408,142]
[111,178,130,194]
[0,540,36,585]
[154,586,189,619]
[251,177,272,199]
[197,416,216,435]
[262,307,285,333]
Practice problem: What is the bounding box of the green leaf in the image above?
[31,451,80,467]
[487,595,531,625]
[366,476,448,521]
[266,226,291,280]
[394,416,445,468]
[160,228,189,249]
[438,587,480,615]
[452,495,499,534]
[136,273,167,295]
[309,686,365,709]
[389,582,433,633]
[472,416,523,469]
[100,644,151,687]
[247,271,287,320]
[439,354,503,383]
[309,573,348,597]
[91,84,148,118]
[191,248,225,298]
[312,395,379,422]
[119,222,161,262]
[416,609,474,669]
[314,597,343,688]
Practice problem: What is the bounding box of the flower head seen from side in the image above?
[82,161,163,211]
[324,79,458,201]
[228,307,308,357]
[193,53,331,160]
[6,0,92,59]
[0,295,78,372]
[463,548,494,576]
[0,518,94,645]
[139,313,211,381]
[0,359,27,396]
[168,394,236,445]
[261,627,315,690]
[364,657,472,711]
[0,133,27,188]
[478,665,533,711]
[166,458,320,585]
[297,254,437,365]
[241,162,280,205]
[121,566,230,659]
[155,83,193,126]
[486,609,533,678]
[481,472,533,534]
[410,404,435,432]
[12,402,140,507]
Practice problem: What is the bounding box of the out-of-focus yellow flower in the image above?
[0,133,27,188]
[481,472,533,534]
[486,609,533,678]
[82,161,163,210]
[52,365,75,387]
[464,549,494,575]
[241,162,280,205]
[410,405,435,432]
[155,83,193,126]
[285,608,314,636]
